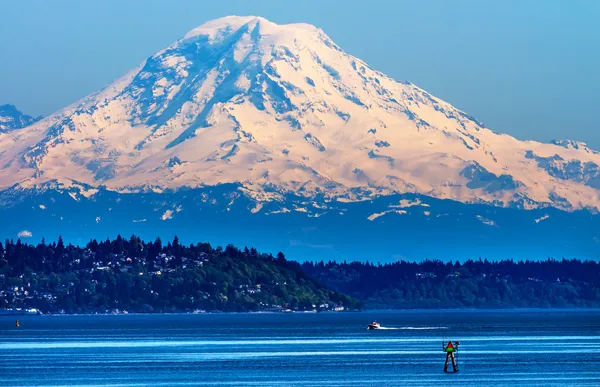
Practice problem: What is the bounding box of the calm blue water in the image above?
[1,310,599,386]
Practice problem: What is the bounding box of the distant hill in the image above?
[0,236,358,314]
[1,236,599,313]
[302,259,600,309]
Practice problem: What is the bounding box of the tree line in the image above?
[0,236,358,313]
[301,258,600,308]
[1,235,598,312]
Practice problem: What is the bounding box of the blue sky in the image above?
[1,0,599,147]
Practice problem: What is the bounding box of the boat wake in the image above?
[376,326,448,330]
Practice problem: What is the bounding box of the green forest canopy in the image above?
[1,235,599,312]
[0,236,357,313]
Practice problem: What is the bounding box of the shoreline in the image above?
[3,307,600,317]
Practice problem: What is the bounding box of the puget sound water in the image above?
[1,310,599,386]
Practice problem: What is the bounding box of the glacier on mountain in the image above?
[0,15,599,215]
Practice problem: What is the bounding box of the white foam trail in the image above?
[376,326,448,330]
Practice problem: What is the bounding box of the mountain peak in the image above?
[182,15,320,43]
[1,16,599,212]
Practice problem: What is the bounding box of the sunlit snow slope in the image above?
[1,16,599,211]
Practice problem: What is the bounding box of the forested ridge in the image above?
[1,236,599,313]
[301,258,600,309]
[0,236,358,313]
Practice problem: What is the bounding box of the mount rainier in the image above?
[1,16,599,260]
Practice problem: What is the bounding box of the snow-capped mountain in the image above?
[0,16,599,260]
[0,104,41,133]
[0,15,598,211]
